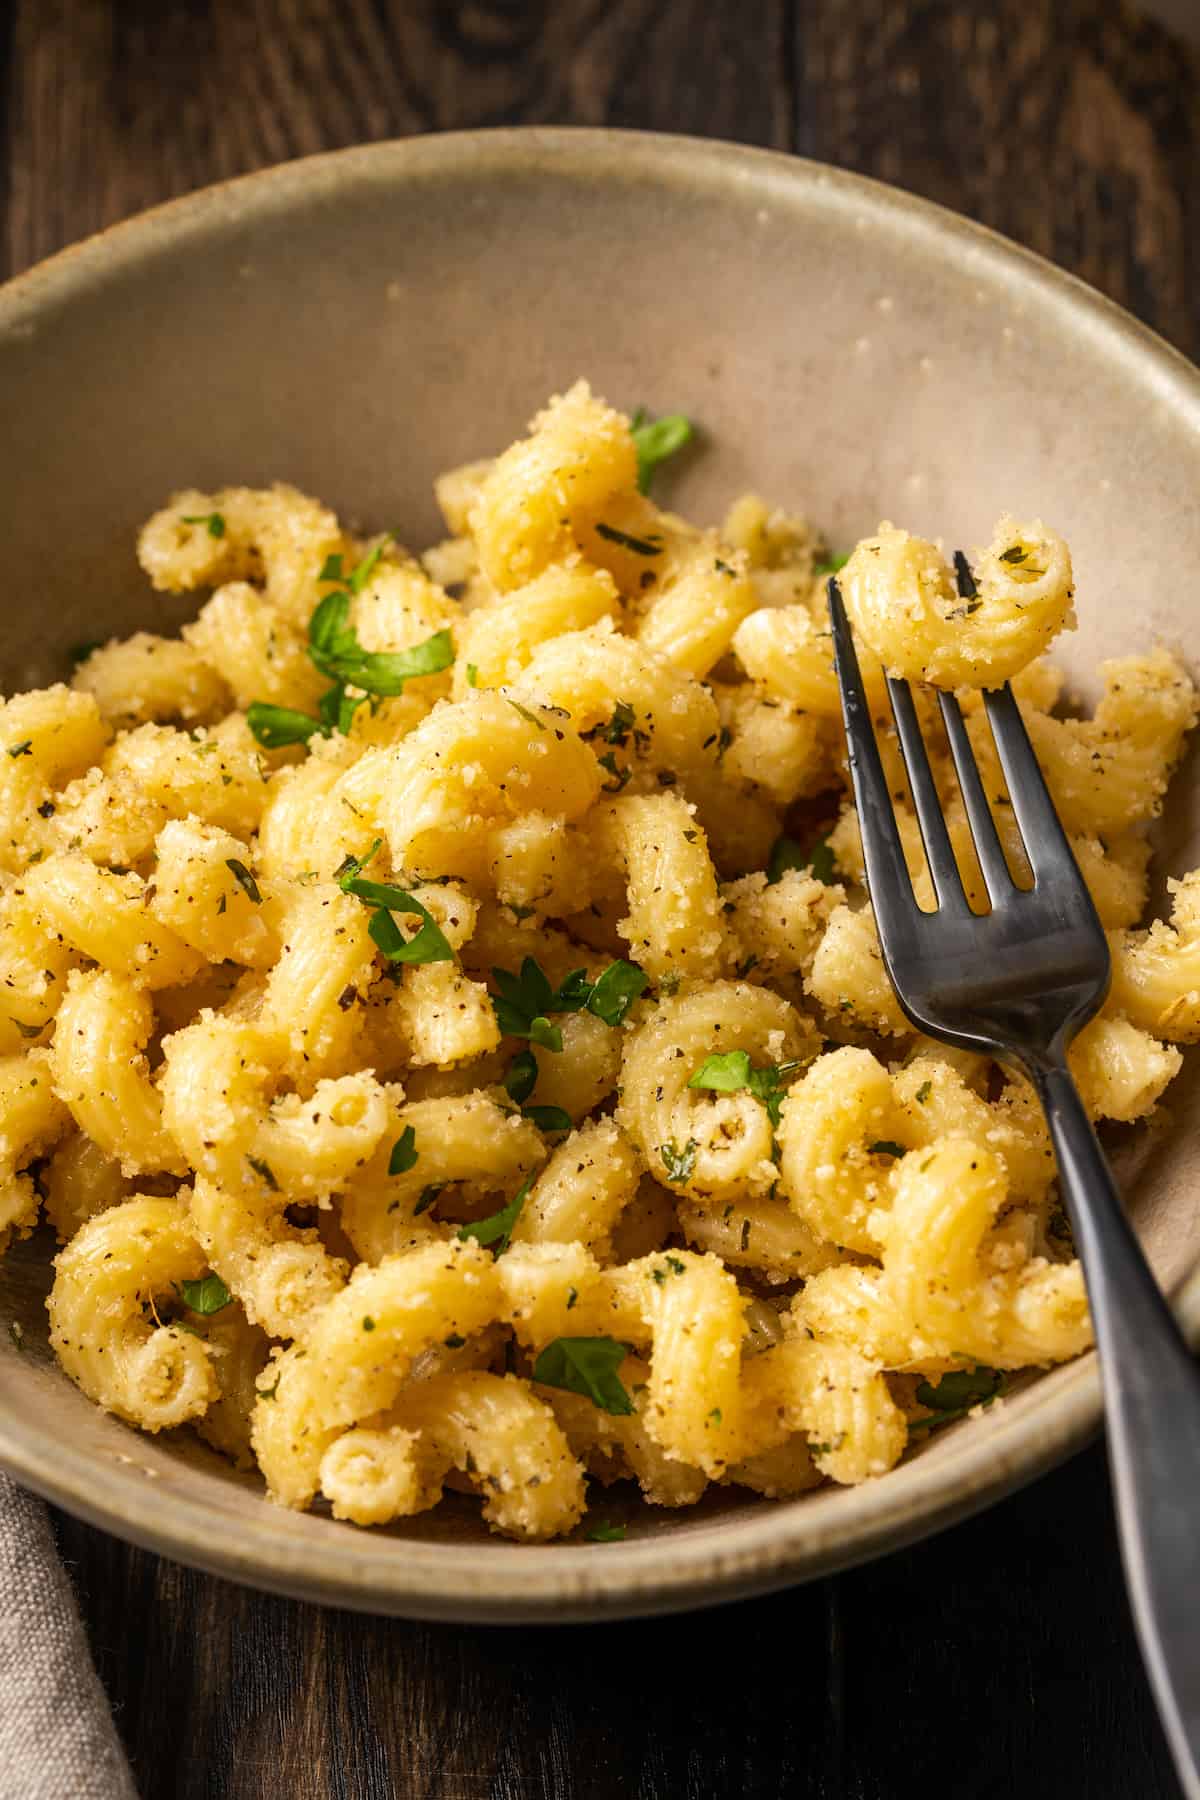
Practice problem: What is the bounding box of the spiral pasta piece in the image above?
[48,1196,219,1430]
[619,982,818,1204]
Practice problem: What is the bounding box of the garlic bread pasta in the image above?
[0,380,1194,1541]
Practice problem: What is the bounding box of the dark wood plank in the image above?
[791,0,1200,359]
[55,1443,1179,1800]
[0,0,792,281]
[6,1,1200,1795]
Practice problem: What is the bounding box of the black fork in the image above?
[830,573,1200,1800]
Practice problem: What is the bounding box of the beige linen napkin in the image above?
[0,1475,138,1800]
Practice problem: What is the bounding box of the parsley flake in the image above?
[586,960,648,1027]
[504,1050,539,1106]
[457,1171,536,1255]
[181,511,226,538]
[630,408,693,494]
[660,1139,698,1184]
[340,858,454,967]
[687,1051,806,1129]
[246,1155,279,1191]
[505,697,547,732]
[247,552,451,751]
[388,1127,418,1175]
[534,1336,635,1414]
[176,1274,232,1316]
[245,703,326,749]
[587,1521,627,1542]
[766,833,838,886]
[523,1104,572,1135]
[7,741,32,759]
[225,858,262,904]
[595,521,664,557]
[910,1366,1007,1434]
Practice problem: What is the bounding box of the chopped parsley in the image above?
[523,1105,572,1135]
[255,1372,282,1402]
[176,1274,232,1316]
[245,703,328,750]
[181,511,226,538]
[586,960,649,1026]
[587,1521,627,1542]
[457,1171,535,1256]
[630,408,693,494]
[309,590,453,697]
[598,750,632,793]
[813,552,849,576]
[953,550,978,596]
[651,1254,687,1284]
[388,1126,418,1175]
[595,521,664,557]
[224,858,262,904]
[465,663,479,687]
[505,697,547,732]
[660,1138,698,1184]
[6,741,32,759]
[318,538,392,594]
[246,542,452,749]
[504,1050,539,1106]
[491,956,647,1049]
[604,700,637,744]
[533,1336,635,1415]
[910,1366,1007,1434]
[362,1316,376,1332]
[766,833,838,886]
[339,847,454,966]
[414,1184,444,1216]
[915,1080,932,1104]
[687,1050,807,1129]
[245,1156,279,1191]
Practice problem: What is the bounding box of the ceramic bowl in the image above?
[2,130,1198,1622]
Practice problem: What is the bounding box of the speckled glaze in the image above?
[2,131,1199,1622]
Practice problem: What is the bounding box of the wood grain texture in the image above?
[2,0,1198,1794]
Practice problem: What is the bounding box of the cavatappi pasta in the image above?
[3,380,1196,1540]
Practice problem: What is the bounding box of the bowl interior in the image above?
[2,131,1199,1619]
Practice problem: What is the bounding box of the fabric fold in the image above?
[0,1475,138,1800]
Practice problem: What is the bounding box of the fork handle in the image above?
[1029,1057,1200,1799]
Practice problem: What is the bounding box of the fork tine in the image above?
[984,683,1079,877]
[827,579,920,928]
[938,690,1016,901]
[885,674,969,911]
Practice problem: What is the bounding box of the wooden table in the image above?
[3,3,1198,1794]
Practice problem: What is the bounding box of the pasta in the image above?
[2,380,1195,1541]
